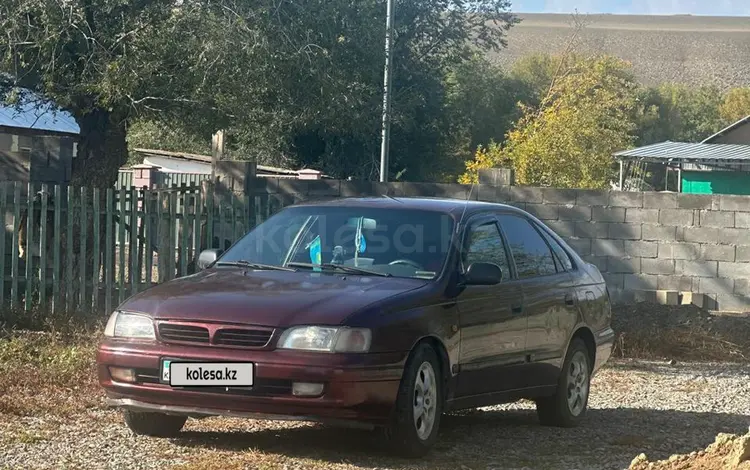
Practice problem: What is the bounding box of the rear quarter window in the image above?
[537,224,574,271]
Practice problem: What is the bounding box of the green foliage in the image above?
[462,55,638,188]
[720,88,750,124]
[458,142,506,184]
[444,55,531,164]
[1,0,517,183]
[237,0,518,181]
[635,84,725,145]
[126,120,212,165]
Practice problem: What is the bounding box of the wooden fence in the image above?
[1,182,290,314]
[117,170,210,189]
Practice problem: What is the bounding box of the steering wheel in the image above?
[388,259,424,270]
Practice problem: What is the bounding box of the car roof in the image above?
[290,196,525,218]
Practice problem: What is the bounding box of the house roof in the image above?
[0,92,79,135]
[702,115,750,143]
[614,141,750,163]
[132,148,327,177]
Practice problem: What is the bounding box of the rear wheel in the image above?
[384,343,443,457]
[123,410,187,437]
[536,338,591,427]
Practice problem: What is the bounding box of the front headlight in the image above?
[103,311,156,339]
[277,326,371,353]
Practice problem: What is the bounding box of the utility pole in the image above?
[379,0,396,183]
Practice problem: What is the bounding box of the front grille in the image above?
[214,328,273,348]
[158,324,210,344]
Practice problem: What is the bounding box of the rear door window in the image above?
[497,214,557,278]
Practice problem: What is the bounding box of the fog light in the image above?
[109,367,136,383]
[292,382,324,397]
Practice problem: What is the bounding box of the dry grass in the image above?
[0,304,105,333]
[611,304,750,363]
[0,331,102,417]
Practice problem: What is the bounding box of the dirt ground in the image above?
[611,303,750,362]
[629,432,750,470]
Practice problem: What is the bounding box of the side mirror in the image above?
[464,262,503,286]
[197,249,222,270]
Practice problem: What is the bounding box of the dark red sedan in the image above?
[97,197,614,456]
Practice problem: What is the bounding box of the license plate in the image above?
[161,359,254,387]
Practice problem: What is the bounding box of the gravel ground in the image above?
[1,360,749,470]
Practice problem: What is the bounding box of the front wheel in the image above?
[123,410,187,437]
[384,343,443,457]
[536,338,591,427]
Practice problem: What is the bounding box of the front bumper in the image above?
[98,340,407,426]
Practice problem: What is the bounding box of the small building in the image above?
[614,116,750,195]
[0,94,79,184]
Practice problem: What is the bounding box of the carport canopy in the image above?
[612,141,750,190]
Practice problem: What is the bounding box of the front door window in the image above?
[464,222,512,281]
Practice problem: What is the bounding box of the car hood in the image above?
[119,268,429,327]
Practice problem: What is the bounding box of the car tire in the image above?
[536,338,591,428]
[384,342,443,458]
[123,410,187,437]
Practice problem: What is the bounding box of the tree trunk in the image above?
[70,109,128,189]
[65,108,128,311]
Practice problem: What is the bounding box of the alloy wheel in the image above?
[413,361,437,440]
[567,350,589,416]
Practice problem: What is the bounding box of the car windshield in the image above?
[218,205,455,280]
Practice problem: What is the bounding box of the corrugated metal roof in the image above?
[614,141,750,162]
[0,93,79,135]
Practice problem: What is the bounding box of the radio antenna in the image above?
[455,182,475,234]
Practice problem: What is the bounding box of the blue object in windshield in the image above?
[307,235,322,272]
[358,232,366,253]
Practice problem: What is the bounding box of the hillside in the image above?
[489,13,750,89]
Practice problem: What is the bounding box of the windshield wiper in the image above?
[215,260,298,272]
[287,262,392,277]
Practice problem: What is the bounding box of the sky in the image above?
[513,0,750,16]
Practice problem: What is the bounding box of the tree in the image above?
[443,55,531,166]
[126,120,212,164]
[460,55,639,188]
[720,87,750,124]
[458,142,508,184]
[241,0,519,181]
[509,52,581,105]
[635,84,725,145]
[1,0,517,185]
[0,0,243,187]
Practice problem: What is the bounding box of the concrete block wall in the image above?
[253,178,750,312]
[506,189,750,311]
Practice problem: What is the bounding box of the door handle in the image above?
[511,304,523,314]
[565,294,575,307]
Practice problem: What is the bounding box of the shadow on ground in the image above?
[170,407,750,469]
